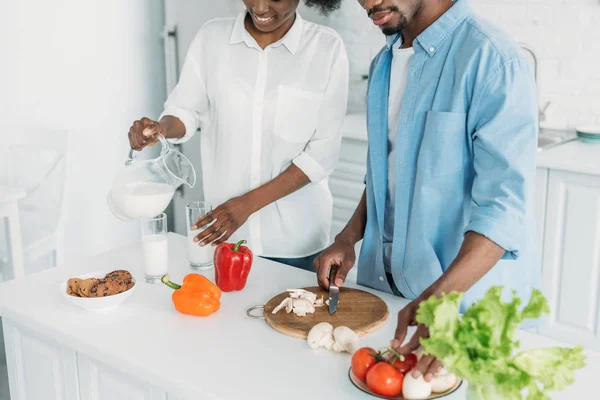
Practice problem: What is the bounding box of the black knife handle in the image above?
[329,264,340,287]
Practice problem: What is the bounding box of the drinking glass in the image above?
[140,213,168,283]
[185,201,214,270]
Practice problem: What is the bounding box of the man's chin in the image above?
[381,25,403,36]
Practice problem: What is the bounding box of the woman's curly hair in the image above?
[303,0,343,15]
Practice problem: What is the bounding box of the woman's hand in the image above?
[192,196,256,246]
[128,117,162,150]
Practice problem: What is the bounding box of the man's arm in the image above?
[422,231,506,297]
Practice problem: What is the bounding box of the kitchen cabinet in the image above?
[3,320,79,400]
[78,354,167,400]
[539,170,600,351]
[535,168,549,260]
[329,136,368,239]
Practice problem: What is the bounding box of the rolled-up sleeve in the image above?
[159,27,211,144]
[292,39,349,182]
[465,57,538,259]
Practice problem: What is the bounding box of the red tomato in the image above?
[391,353,418,374]
[366,362,404,397]
[351,348,378,381]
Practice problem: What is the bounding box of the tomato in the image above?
[391,353,418,374]
[351,347,378,381]
[366,362,404,397]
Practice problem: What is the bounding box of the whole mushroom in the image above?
[307,322,334,350]
[431,369,457,393]
[402,373,433,399]
[332,326,360,354]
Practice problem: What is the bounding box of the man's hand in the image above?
[391,299,443,382]
[314,239,356,289]
[389,232,506,381]
[192,196,255,246]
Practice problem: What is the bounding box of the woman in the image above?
[128,0,348,271]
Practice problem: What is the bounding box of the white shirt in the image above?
[383,42,414,272]
[160,13,349,257]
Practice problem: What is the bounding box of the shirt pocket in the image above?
[417,111,468,177]
[274,85,325,144]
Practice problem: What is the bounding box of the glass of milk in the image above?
[140,213,169,283]
[185,201,214,270]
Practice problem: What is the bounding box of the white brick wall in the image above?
[299,0,600,129]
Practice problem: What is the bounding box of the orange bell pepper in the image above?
[161,274,221,316]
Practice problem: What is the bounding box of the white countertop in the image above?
[537,139,600,176]
[0,233,598,400]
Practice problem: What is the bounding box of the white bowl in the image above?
[60,271,137,312]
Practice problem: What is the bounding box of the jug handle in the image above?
[125,134,170,166]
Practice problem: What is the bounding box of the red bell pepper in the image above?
[214,240,253,292]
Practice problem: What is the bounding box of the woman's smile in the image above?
[252,11,277,26]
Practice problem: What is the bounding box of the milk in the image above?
[116,182,174,220]
[187,228,214,268]
[142,234,169,278]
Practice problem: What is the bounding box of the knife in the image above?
[328,264,340,315]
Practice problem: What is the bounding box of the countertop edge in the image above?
[0,302,216,400]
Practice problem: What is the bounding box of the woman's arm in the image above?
[193,164,310,245]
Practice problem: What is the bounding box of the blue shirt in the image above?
[357,0,542,318]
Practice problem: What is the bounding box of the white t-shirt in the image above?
[161,13,349,257]
[383,42,414,272]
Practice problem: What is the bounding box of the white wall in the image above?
[301,0,600,129]
[0,0,167,263]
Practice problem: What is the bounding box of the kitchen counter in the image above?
[537,138,600,176]
[0,233,599,400]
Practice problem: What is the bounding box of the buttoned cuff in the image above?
[464,211,522,260]
[292,152,327,183]
[160,107,198,144]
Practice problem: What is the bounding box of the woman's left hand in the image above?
[192,196,255,246]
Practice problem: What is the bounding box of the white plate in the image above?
[60,271,136,312]
[349,368,462,399]
[576,125,600,137]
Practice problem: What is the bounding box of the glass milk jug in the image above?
[107,135,196,221]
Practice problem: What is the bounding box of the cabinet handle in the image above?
[163,24,179,94]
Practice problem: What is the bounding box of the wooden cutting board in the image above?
[262,286,389,339]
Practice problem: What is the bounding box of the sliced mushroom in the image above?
[287,289,313,298]
[285,298,293,313]
[292,299,315,317]
[272,297,291,314]
[298,292,317,303]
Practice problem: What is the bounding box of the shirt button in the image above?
[379,276,385,282]
[429,47,435,53]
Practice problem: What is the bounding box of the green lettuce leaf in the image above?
[416,286,585,399]
[513,346,586,391]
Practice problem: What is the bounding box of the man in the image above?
[315,0,541,382]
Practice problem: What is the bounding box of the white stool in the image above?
[0,187,26,280]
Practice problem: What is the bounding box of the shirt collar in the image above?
[385,35,402,50]
[415,0,472,56]
[229,11,304,55]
